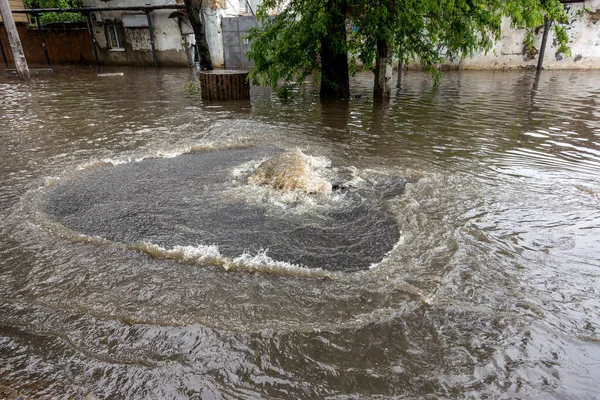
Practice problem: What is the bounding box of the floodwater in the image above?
[1,66,599,399]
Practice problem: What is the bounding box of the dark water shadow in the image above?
[43,147,405,272]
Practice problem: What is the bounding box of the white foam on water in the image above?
[523,130,550,138]
[75,142,254,172]
[135,242,338,279]
[230,250,336,278]
[151,243,222,262]
[231,159,262,179]
[43,176,61,187]
[367,234,406,271]
[303,151,332,172]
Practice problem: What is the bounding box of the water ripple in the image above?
[1,67,599,398]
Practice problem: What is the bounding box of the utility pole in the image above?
[0,0,30,80]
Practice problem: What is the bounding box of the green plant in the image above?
[24,0,85,24]
[247,0,573,98]
[182,78,202,93]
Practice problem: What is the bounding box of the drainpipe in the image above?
[0,35,8,68]
[245,0,254,15]
[145,9,158,69]
[85,12,100,65]
[33,12,51,66]
[537,17,551,72]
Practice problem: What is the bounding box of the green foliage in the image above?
[350,0,570,73]
[24,0,85,24]
[247,0,572,92]
[246,0,329,90]
[504,0,569,56]
[182,78,202,93]
[553,24,571,57]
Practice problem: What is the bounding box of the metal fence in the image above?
[222,16,258,69]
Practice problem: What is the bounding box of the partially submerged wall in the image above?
[85,0,189,67]
[82,0,257,68]
[442,0,600,70]
[0,23,94,65]
[6,0,596,70]
[201,0,262,69]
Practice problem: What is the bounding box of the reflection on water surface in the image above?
[0,67,599,398]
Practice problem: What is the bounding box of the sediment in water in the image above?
[249,150,331,194]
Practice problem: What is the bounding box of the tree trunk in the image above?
[184,0,213,70]
[374,38,393,98]
[396,60,402,88]
[397,37,404,88]
[373,0,395,98]
[320,0,350,99]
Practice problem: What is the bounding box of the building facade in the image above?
[82,0,261,68]
[2,0,598,70]
[83,0,189,67]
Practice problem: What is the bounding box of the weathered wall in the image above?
[203,9,224,68]
[197,0,262,68]
[216,1,599,72]
[222,16,259,69]
[80,0,260,68]
[439,0,600,70]
[84,0,188,67]
[0,23,94,65]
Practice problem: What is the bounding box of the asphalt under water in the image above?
[42,147,404,272]
[1,67,599,398]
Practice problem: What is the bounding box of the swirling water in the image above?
[1,67,599,398]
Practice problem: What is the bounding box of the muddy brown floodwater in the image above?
[1,66,599,399]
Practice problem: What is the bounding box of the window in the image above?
[106,24,125,51]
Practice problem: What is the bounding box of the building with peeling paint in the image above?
[430,0,600,70]
[2,0,598,70]
[82,0,262,68]
[82,0,191,67]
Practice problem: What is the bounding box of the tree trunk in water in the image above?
[396,60,402,88]
[184,0,213,70]
[396,37,404,88]
[374,38,393,98]
[320,0,350,99]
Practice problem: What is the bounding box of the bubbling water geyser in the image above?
[249,150,332,194]
[42,147,406,273]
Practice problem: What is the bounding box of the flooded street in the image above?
[1,66,599,398]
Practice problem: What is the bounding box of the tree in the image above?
[320,0,350,99]
[247,0,571,99]
[183,0,213,71]
[352,0,571,97]
[246,0,350,99]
